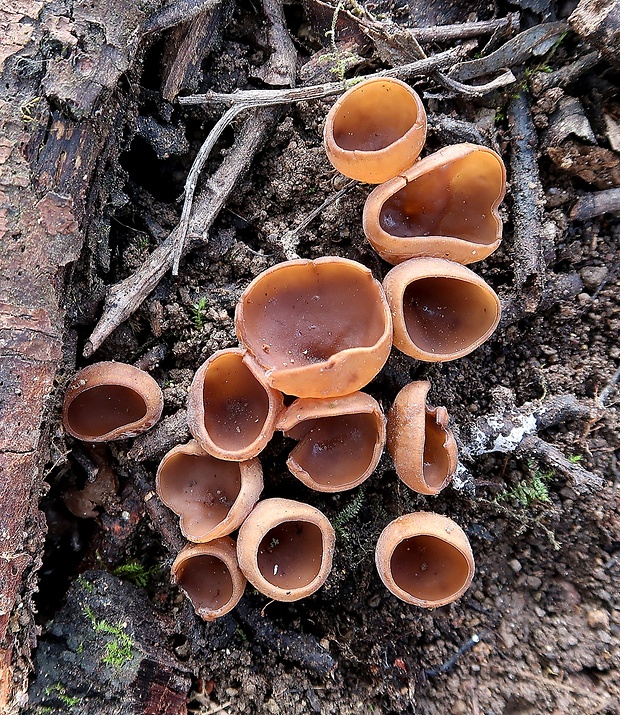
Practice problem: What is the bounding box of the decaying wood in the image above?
[529,51,600,96]
[27,572,192,714]
[162,0,230,102]
[508,91,547,313]
[128,410,191,463]
[254,0,297,87]
[569,0,620,69]
[449,22,567,82]
[0,1,156,710]
[454,389,604,494]
[570,188,620,220]
[409,14,520,43]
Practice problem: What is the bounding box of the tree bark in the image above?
[0,1,155,710]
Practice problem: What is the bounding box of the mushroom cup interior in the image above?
[241,263,387,370]
[423,411,451,488]
[176,555,234,611]
[288,413,378,488]
[257,521,323,589]
[202,353,270,451]
[332,81,421,152]
[402,276,496,355]
[159,453,241,537]
[379,152,503,244]
[390,535,469,602]
[66,384,147,437]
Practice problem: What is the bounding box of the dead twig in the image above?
[409,14,520,44]
[455,387,604,494]
[449,22,567,82]
[529,51,600,95]
[254,0,297,86]
[85,107,278,357]
[270,179,357,259]
[509,91,547,312]
[570,188,620,221]
[139,0,221,39]
[178,47,465,106]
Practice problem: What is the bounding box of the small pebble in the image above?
[509,559,522,574]
[587,609,610,630]
[579,266,608,291]
[527,576,543,590]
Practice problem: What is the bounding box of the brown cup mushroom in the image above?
[171,537,246,620]
[237,498,335,602]
[157,440,263,543]
[363,143,506,265]
[375,512,474,608]
[387,381,458,495]
[63,361,164,442]
[382,257,501,362]
[324,77,427,183]
[277,392,386,492]
[235,257,392,398]
[187,348,284,461]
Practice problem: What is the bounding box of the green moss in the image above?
[83,606,135,669]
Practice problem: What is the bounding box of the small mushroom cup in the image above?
[157,440,263,543]
[235,257,392,398]
[63,361,164,442]
[375,512,475,608]
[363,143,506,265]
[237,498,335,602]
[382,257,501,361]
[277,392,386,492]
[187,347,284,461]
[387,381,457,495]
[171,537,246,621]
[324,77,427,183]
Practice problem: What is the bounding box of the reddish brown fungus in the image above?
[187,348,284,461]
[63,361,163,441]
[157,440,263,543]
[387,381,458,495]
[363,143,506,265]
[235,257,392,398]
[324,77,427,183]
[383,257,501,361]
[375,512,475,608]
[237,498,335,602]
[277,392,386,492]
[171,537,245,620]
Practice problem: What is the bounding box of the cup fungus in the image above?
[235,257,392,398]
[363,143,506,265]
[63,361,164,442]
[388,381,458,495]
[382,257,501,361]
[171,537,246,621]
[157,440,263,542]
[187,348,284,461]
[375,512,474,608]
[237,498,335,602]
[277,392,386,492]
[324,77,427,184]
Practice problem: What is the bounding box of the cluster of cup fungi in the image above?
[62,76,506,621]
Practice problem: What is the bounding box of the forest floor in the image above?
[20,0,620,713]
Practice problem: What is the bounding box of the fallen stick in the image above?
[255,0,297,86]
[85,107,278,357]
[178,48,465,106]
[570,187,620,220]
[509,91,547,312]
[454,388,604,494]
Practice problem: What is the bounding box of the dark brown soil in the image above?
[26,1,619,713]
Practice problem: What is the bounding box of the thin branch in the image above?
[509,91,546,312]
[85,107,278,357]
[270,179,358,259]
[599,366,620,407]
[178,48,465,106]
[254,0,297,86]
[570,188,620,221]
[409,14,520,43]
